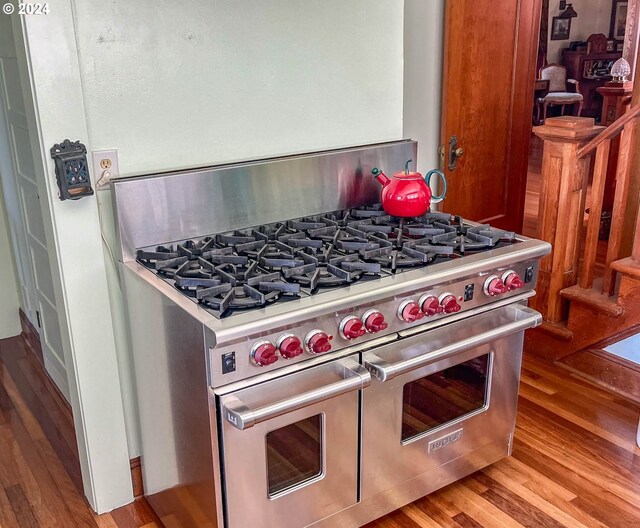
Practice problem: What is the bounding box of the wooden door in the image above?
[440,0,542,232]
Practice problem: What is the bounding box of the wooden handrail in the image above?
[577,104,640,159]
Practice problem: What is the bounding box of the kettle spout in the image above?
[371,168,390,186]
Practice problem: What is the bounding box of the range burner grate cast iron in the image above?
[135,205,517,317]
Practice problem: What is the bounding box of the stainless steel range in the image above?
[112,141,550,528]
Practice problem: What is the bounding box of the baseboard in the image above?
[130,457,144,498]
[19,309,44,365]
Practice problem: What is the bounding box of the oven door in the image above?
[217,356,370,528]
[360,304,541,500]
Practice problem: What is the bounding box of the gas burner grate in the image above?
[177,237,216,258]
[216,230,256,247]
[429,223,516,253]
[350,204,388,219]
[136,204,521,317]
[200,284,281,313]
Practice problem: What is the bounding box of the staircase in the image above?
[526,105,640,359]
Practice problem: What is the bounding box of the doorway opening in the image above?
[524,0,637,260]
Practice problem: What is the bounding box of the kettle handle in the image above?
[425,169,447,204]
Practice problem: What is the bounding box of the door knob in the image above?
[447,136,463,171]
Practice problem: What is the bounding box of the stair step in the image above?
[560,284,624,316]
[611,257,640,279]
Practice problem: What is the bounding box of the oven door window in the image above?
[402,354,491,442]
[266,414,324,497]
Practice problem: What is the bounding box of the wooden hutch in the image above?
[562,34,622,121]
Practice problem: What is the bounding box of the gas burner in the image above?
[252,222,287,241]
[136,245,178,265]
[199,284,280,313]
[278,231,325,249]
[136,246,187,278]
[360,237,447,272]
[294,243,339,264]
[216,230,256,248]
[196,263,301,315]
[350,204,388,219]
[177,237,216,258]
[290,268,349,290]
[259,244,317,277]
[318,210,352,227]
[287,253,381,291]
[429,223,516,253]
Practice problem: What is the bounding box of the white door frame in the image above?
[12,6,133,513]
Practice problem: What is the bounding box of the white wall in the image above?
[548,0,614,64]
[404,0,445,178]
[0,184,21,338]
[73,0,404,177]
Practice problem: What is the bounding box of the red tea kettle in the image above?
[371,160,447,217]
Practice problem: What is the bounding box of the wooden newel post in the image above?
[530,117,604,323]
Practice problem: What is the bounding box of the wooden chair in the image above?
[536,64,584,123]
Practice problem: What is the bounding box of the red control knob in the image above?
[419,295,443,317]
[440,294,461,314]
[305,330,332,354]
[484,276,509,297]
[398,300,424,323]
[502,271,524,291]
[362,310,388,333]
[250,340,279,367]
[277,334,303,359]
[339,316,366,340]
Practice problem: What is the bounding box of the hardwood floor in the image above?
[1,334,640,527]
[0,336,162,528]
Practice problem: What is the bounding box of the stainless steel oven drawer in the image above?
[360,304,541,500]
[217,356,370,528]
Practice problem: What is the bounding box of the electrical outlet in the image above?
[92,149,119,185]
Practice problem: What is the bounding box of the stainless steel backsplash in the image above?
[112,140,417,261]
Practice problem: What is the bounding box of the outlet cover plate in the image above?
[91,149,119,183]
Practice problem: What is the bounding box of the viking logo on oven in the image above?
[428,428,463,453]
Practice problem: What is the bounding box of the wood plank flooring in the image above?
[1,334,640,527]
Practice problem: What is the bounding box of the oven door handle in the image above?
[364,305,542,382]
[223,358,371,430]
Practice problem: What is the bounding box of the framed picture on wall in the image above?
[610,0,628,40]
[551,16,571,40]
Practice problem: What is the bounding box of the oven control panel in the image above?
[208,260,539,387]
